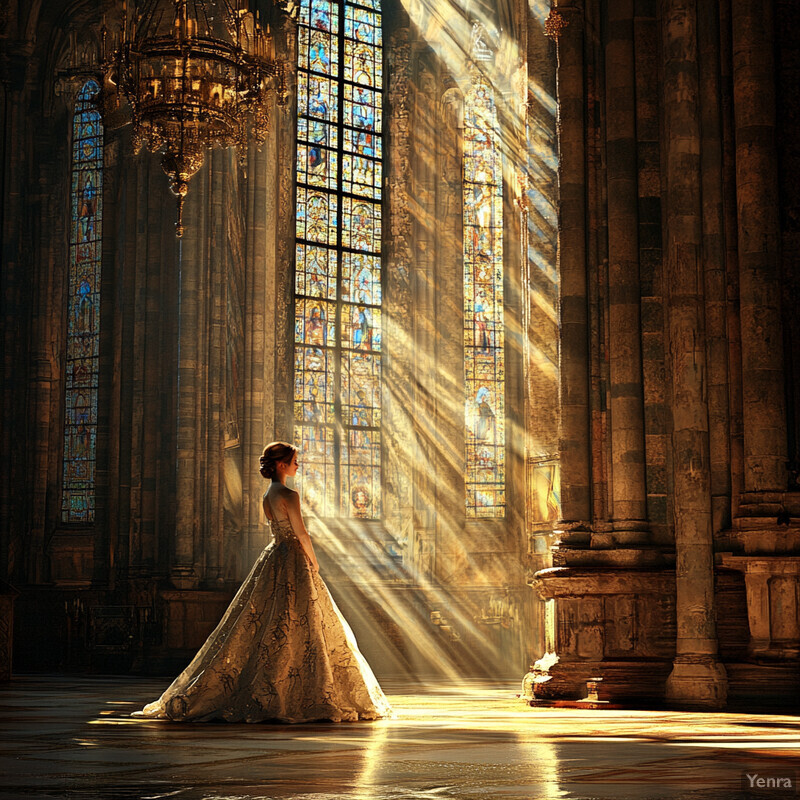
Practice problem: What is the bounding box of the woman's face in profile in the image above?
[284,453,300,478]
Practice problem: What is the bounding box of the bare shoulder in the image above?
[282,486,301,504]
[271,484,300,504]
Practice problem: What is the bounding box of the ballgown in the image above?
[132,495,392,723]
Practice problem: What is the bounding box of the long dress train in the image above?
[132,500,392,723]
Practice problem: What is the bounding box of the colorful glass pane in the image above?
[342,304,381,352]
[341,351,381,426]
[294,0,383,519]
[463,76,505,518]
[296,187,339,245]
[298,73,339,121]
[295,299,336,347]
[342,154,381,198]
[295,244,337,299]
[298,118,340,151]
[294,347,336,424]
[340,428,381,518]
[296,142,338,190]
[299,26,339,76]
[343,83,380,131]
[62,80,103,523]
[344,5,383,89]
[341,252,381,305]
[341,197,381,252]
[302,0,340,31]
[296,425,337,517]
[344,128,381,159]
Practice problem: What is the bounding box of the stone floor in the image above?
[0,676,799,800]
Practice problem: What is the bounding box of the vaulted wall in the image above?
[534,0,800,707]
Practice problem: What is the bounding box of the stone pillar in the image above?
[731,0,787,500]
[604,0,648,542]
[414,63,437,540]
[383,28,415,556]
[718,0,745,518]
[432,75,465,577]
[660,0,726,707]
[172,178,206,590]
[241,140,275,569]
[697,0,731,533]
[554,0,592,537]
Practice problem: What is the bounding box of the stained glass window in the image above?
[61,79,103,523]
[463,76,505,518]
[294,0,383,519]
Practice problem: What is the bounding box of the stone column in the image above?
[171,173,207,590]
[241,140,274,569]
[554,0,592,537]
[731,0,787,500]
[604,0,648,543]
[203,149,227,585]
[697,0,731,533]
[414,63,437,539]
[383,28,415,556]
[661,0,726,707]
[718,0,744,518]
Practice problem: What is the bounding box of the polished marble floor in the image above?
[0,675,798,800]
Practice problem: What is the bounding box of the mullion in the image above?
[333,0,346,514]
[294,0,382,519]
[295,0,340,515]
[63,82,103,523]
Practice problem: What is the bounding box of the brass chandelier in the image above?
[104,0,288,236]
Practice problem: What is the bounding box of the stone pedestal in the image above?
[48,531,95,587]
[141,589,235,674]
[720,554,800,660]
[531,567,676,701]
[665,656,728,707]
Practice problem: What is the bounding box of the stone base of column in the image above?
[532,567,677,702]
[719,554,800,661]
[48,530,95,587]
[553,520,593,548]
[723,517,800,554]
[135,588,236,674]
[169,566,199,590]
[533,658,673,703]
[666,655,728,708]
[738,491,800,519]
[552,522,666,567]
[611,520,651,546]
[553,544,673,568]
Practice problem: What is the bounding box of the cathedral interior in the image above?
[1,0,800,795]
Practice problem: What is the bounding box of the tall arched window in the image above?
[463,75,505,518]
[293,0,384,519]
[61,79,103,523]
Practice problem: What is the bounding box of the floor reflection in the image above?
[0,676,797,800]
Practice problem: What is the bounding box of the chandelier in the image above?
[104,0,288,236]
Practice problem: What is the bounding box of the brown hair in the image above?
[259,441,297,480]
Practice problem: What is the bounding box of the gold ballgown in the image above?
[132,497,392,723]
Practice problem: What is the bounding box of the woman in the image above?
[132,442,392,723]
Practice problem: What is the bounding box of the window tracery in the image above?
[463,74,505,518]
[61,79,103,523]
[294,0,383,519]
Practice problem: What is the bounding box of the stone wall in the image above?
[535,0,800,707]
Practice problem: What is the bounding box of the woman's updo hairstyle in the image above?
[259,441,297,480]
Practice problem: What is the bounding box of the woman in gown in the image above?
[132,442,392,723]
